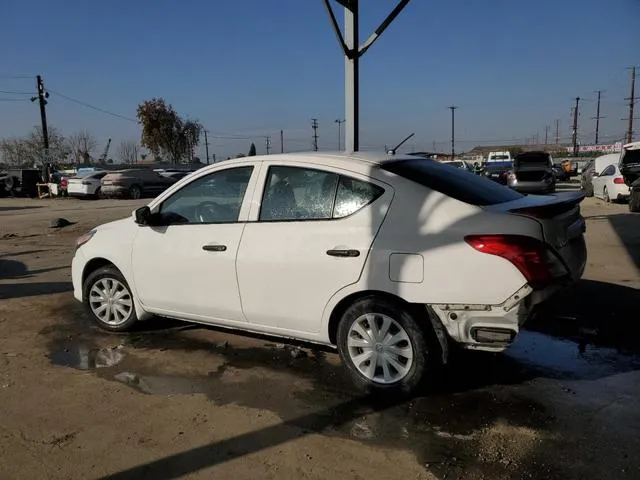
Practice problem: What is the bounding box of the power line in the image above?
[0,98,29,102]
[0,74,34,79]
[0,89,33,95]
[47,89,138,123]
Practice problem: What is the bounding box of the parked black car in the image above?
[507,151,556,194]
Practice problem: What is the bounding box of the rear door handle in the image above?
[326,249,360,257]
[202,244,227,252]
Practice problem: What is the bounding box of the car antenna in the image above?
[387,133,415,155]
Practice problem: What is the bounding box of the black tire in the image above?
[129,185,142,200]
[630,190,640,213]
[83,266,138,332]
[336,296,438,396]
[584,182,594,197]
[4,175,16,192]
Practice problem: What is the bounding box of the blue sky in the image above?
[1,0,638,159]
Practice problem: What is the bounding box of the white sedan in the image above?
[67,171,107,198]
[71,152,587,395]
[591,163,630,203]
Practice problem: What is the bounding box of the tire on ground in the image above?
[630,189,640,213]
[336,296,439,396]
[83,265,138,332]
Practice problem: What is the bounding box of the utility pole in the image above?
[432,140,436,154]
[448,105,457,158]
[32,75,49,162]
[555,119,560,144]
[624,66,636,143]
[203,130,210,164]
[311,118,319,151]
[535,132,539,145]
[335,119,345,150]
[592,90,604,145]
[280,130,284,153]
[544,125,549,145]
[265,136,271,155]
[571,97,580,156]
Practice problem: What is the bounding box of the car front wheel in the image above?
[83,266,138,332]
[336,296,435,396]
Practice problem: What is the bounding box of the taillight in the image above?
[614,177,625,184]
[464,234,568,285]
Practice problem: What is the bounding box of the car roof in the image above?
[210,151,415,168]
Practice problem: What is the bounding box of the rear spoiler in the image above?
[509,192,585,219]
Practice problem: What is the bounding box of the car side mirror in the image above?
[134,206,151,225]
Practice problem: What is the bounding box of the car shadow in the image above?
[0,206,44,212]
[527,279,640,354]
[0,281,73,300]
[607,213,640,274]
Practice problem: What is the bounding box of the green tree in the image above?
[136,98,202,163]
[248,142,257,156]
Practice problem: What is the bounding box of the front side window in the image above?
[159,166,253,224]
[259,165,384,221]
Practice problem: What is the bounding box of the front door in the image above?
[236,164,392,334]
[131,165,258,323]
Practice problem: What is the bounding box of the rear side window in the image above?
[334,176,384,218]
[381,159,523,206]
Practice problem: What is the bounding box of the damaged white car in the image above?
[72,152,587,395]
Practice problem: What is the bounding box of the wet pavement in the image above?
[42,277,640,479]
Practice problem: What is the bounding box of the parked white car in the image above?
[67,171,107,198]
[591,163,630,203]
[71,152,587,394]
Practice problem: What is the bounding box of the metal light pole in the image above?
[324,0,411,152]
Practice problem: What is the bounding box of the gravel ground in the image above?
[0,190,639,480]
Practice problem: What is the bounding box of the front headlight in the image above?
[75,229,97,252]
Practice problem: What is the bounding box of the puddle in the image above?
[50,344,125,370]
[508,331,640,380]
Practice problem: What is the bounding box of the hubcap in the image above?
[89,278,133,326]
[347,313,414,384]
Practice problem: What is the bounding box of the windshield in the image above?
[381,158,523,206]
[488,155,510,160]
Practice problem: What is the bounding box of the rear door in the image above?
[235,163,392,334]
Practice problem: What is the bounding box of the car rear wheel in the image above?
[83,266,138,332]
[336,296,435,395]
[93,187,102,199]
[129,185,142,200]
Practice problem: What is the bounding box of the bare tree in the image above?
[117,140,139,165]
[68,130,97,164]
[0,126,69,166]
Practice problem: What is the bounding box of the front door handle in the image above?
[202,244,227,252]
[326,249,360,258]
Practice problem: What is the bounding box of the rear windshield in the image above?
[622,149,640,165]
[488,154,510,160]
[381,158,524,206]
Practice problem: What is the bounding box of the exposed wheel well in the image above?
[82,258,116,286]
[327,290,418,345]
